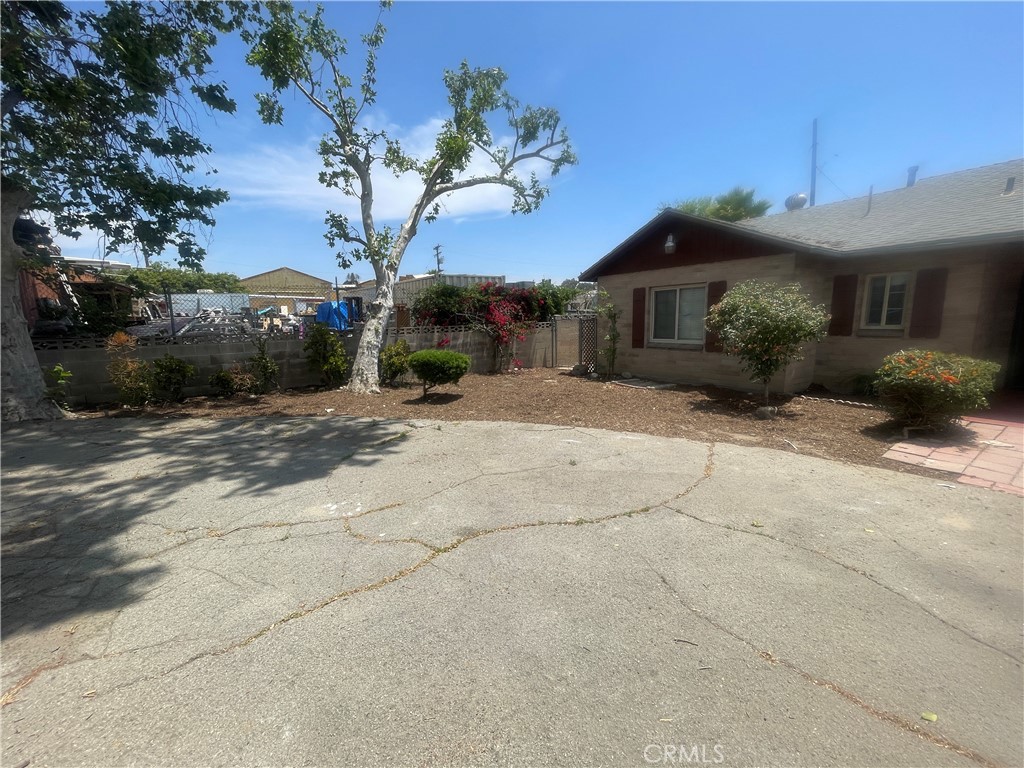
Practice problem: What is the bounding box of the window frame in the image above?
[648,283,708,345]
[860,272,910,330]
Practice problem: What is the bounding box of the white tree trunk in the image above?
[1,189,61,421]
[347,261,398,394]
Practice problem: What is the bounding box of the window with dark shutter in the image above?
[908,267,948,339]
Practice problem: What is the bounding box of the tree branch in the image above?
[292,78,346,136]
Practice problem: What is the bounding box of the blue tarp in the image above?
[316,301,351,330]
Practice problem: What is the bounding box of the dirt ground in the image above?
[77,368,961,480]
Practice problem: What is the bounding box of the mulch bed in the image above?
[75,368,958,480]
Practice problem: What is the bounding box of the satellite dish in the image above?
[785,193,808,211]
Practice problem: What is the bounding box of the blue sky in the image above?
[58,1,1024,285]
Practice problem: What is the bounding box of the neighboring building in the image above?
[19,264,135,335]
[240,267,333,314]
[580,159,1024,393]
[341,273,506,328]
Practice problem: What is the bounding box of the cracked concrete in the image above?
[1,416,1021,767]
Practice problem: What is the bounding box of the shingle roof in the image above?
[734,159,1024,254]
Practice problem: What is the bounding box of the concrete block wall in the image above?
[384,324,557,373]
[34,337,334,406]
[35,324,560,405]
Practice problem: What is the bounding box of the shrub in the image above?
[303,324,349,387]
[105,331,154,407]
[705,280,830,404]
[247,337,280,394]
[873,349,1000,429]
[153,354,197,402]
[595,290,621,380]
[44,363,73,408]
[380,339,411,386]
[407,349,471,398]
[208,366,259,397]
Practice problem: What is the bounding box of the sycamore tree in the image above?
[245,2,576,393]
[1,1,246,421]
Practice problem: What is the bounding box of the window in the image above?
[651,285,706,343]
[862,273,909,328]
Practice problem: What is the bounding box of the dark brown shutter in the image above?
[909,267,948,339]
[631,287,646,348]
[827,274,858,336]
[704,280,728,352]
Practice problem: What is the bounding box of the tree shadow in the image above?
[402,392,464,406]
[0,415,408,638]
[686,386,799,420]
[860,419,979,446]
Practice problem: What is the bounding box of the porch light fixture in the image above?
[664,233,676,254]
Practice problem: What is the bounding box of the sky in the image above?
[55,1,1024,285]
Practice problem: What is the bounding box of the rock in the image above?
[755,406,779,420]
[621,371,633,379]
[588,373,600,380]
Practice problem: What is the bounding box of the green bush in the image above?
[380,339,411,386]
[407,349,471,398]
[45,363,73,408]
[873,349,1000,429]
[153,354,197,402]
[303,324,349,387]
[247,337,279,394]
[705,280,830,404]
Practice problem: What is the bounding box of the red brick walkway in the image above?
[883,416,1023,496]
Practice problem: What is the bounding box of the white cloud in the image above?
[215,116,556,224]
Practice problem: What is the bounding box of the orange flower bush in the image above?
[873,349,1000,428]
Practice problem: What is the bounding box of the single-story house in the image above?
[580,159,1024,394]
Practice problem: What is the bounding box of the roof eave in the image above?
[836,230,1024,258]
[578,210,836,281]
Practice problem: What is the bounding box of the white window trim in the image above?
[649,283,708,344]
[860,272,910,330]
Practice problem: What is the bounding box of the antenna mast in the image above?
[809,118,818,207]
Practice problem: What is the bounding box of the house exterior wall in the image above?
[598,253,816,393]
[597,241,1023,395]
[804,243,1023,392]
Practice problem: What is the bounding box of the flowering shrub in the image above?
[705,280,829,404]
[873,349,1000,428]
[412,281,543,372]
[407,349,471,398]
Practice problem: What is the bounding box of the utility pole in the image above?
[433,244,444,275]
[809,118,818,207]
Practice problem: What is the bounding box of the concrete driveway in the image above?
[2,417,1021,768]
